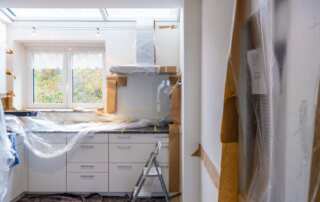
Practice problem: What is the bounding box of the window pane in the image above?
[72,53,103,104]
[33,69,64,104]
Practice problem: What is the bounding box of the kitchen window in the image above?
[28,47,105,109]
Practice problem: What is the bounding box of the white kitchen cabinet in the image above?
[67,173,108,193]
[109,163,169,193]
[66,133,108,193]
[109,143,168,164]
[5,143,27,202]
[28,144,67,192]
[67,144,108,163]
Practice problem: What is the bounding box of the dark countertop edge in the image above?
[27,127,169,134]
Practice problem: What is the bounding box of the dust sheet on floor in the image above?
[18,194,167,202]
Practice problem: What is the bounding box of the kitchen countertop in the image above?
[30,126,169,134]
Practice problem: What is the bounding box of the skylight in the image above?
[7,9,103,21]
[1,8,179,22]
[105,9,179,21]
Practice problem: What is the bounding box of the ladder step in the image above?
[143,167,161,176]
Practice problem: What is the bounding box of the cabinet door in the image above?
[28,144,66,192]
[4,145,27,202]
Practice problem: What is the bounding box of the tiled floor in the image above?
[17,194,180,202]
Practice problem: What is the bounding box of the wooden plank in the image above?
[218,143,239,202]
[106,79,117,113]
[192,144,220,188]
[159,66,178,74]
[308,84,320,201]
[170,81,181,124]
[169,124,181,192]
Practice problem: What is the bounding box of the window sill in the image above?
[24,108,98,113]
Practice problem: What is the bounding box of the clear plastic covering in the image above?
[110,64,161,74]
[5,116,152,159]
[0,103,14,201]
[238,0,320,202]
[136,18,155,65]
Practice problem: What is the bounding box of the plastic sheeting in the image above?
[238,0,320,202]
[136,18,156,65]
[5,116,152,159]
[0,103,14,201]
[110,64,161,75]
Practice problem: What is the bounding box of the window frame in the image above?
[27,45,105,109]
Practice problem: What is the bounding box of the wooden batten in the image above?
[218,143,239,202]
[105,75,127,113]
[170,75,181,124]
[159,66,178,74]
[169,124,181,192]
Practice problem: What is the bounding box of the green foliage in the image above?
[34,69,64,104]
[73,69,103,103]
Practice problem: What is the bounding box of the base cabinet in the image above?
[28,144,67,193]
[5,144,27,202]
[23,133,169,195]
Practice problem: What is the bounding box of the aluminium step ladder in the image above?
[129,142,170,202]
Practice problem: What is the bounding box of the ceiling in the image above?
[0,0,183,8]
[0,8,180,22]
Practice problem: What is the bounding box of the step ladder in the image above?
[129,142,170,202]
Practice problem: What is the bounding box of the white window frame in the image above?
[27,45,106,109]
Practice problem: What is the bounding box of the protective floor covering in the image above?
[17,194,167,202]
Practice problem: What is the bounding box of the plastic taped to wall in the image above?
[238,0,320,202]
[110,64,161,75]
[5,116,152,159]
[0,103,14,201]
[136,19,155,65]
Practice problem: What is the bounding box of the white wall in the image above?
[7,21,180,119]
[0,21,7,95]
[282,1,320,201]
[201,0,236,201]
[181,1,201,202]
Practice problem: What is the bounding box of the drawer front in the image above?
[33,133,67,144]
[67,144,108,163]
[109,134,169,144]
[109,163,169,193]
[67,163,107,173]
[109,163,142,192]
[67,173,108,192]
[67,133,107,144]
[109,143,168,163]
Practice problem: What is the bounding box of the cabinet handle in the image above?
[117,165,133,170]
[117,145,132,150]
[80,175,95,179]
[80,145,94,149]
[80,165,95,169]
[162,145,169,149]
[117,135,131,139]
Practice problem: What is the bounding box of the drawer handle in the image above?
[162,145,169,149]
[117,165,133,170]
[80,175,95,179]
[80,145,95,149]
[117,135,131,139]
[117,145,132,150]
[80,165,95,169]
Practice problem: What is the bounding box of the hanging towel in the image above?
[8,133,20,168]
